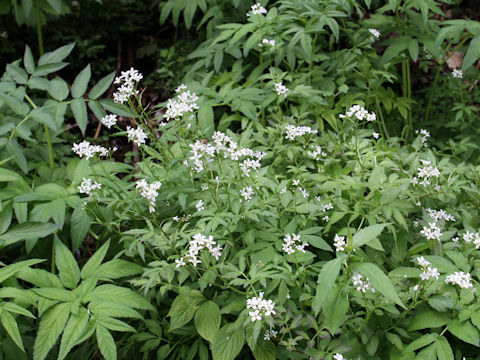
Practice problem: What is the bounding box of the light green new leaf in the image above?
[48,78,69,101]
[194,301,221,342]
[81,240,110,279]
[96,324,117,360]
[33,302,70,360]
[211,326,245,360]
[0,168,21,182]
[89,71,115,99]
[71,64,91,98]
[352,223,389,248]
[447,320,479,346]
[2,302,35,318]
[313,257,342,316]
[33,288,75,302]
[46,0,62,13]
[58,308,89,360]
[0,309,25,352]
[96,259,142,279]
[24,45,35,74]
[436,335,454,360]
[55,237,80,289]
[70,98,87,135]
[353,262,405,309]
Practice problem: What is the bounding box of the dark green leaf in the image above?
[70,98,87,135]
[71,64,91,98]
[89,71,115,99]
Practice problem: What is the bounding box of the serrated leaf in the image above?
[0,168,21,182]
[38,43,75,66]
[71,206,91,251]
[0,310,25,351]
[33,302,70,360]
[96,324,116,360]
[251,337,276,360]
[463,36,480,70]
[211,326,245,360]
[194,301,221,342]
[436,335,454,360]
[0,222,57,248]
[71,64,91,98]
[408,310,449,331]
[51,199,65,228]
[55,237,80,289]
[313,257,342,316]
[48,77,69,101]
[94,315,135,332]
[168,293,200,330]
[32,288,75,302]
[70,98,87,135]
[447,320,479,346]
[404,333,436,352]
[323,284,349,334]
[85,285,154,311]
[81,240,110,279]
[89,71,115,99]
[30,108,57,131]
[24,45,35,74]
[352,223,389,248]
[46,0,62,13]
[58,308,89,360]
[87,100,106,121]
[33,62,69,76]
[6,64,28,84]
[97,259,142,279]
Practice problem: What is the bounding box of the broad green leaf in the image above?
[0,168,21,182]
[81,240,110,279]
[46,0,62,13]
[408,310,449,331]
[30,108,57,131]
[198,104,214,137]
[58,308,89,360]
[33,302,70,360]
[0,202,12,234]
[55,237,80,289]
[99,99,132,117]
[71,64,91,98]
[24,45,35,74]
[0,222,57,248]
[323,285,349,334]
[6,64,28,84]
[51,199,66,228]
[85,285,154,311]
[70,98,87,135]
[48,77,69,101]
[2,302,35,318]
[211,326,245,360]
[0,309,25,351]
[71,206,92,251]
[471,311,480,330]
[251,336,276,360]
[0,259,44,284]
[94,315,135,332]
[313,257,342,316]
[96,324,116,360]
[34,62,69,76]
[403,334,436,352]
[97,259,142,279]
[88,300,142,320]
[16,267,62,288]
[447,320,479,346]
[352,223,389,248]
[463,36,480,70]
[194,301,221,342]
[38,43,75,66]
[353,262,405,309]
[436,335,454,360]
[88,100,106,121]
[32,288,75,302]
[168,293,200,330]
[416,343,436,359]
[89,71,115,99]
[408,39,419,62]
[0,94,29,115]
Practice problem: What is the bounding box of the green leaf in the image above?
[24,45,35,74]
[33,62,69,77]
[33,302,70,360]
[0,260,43,283]
[55,237,80,289]
[46,0,62,13]
[71,64,91,98]
[16,267,62,288]
[33,288,75,302]
[353,262,405,309]
[198,104,214,137]
[97,259,142,279]
[2,302,35,318]
[70,98,87,135]
[85,285,154,311]
[408,39,419,62]
[251,337,276,360]
[30,108,57,131]
[408,310,449,331]
[168,293,200,330]
[0,309,24,352]
[194,301,221,342]
[323,284,349,334]
[313,257,342,316]
[48,77,69,101]
[6,64,28,84]
[0,94,29,115]
[51,199,65,228]
[99,99,132,117]
[403,334,436,352]
[38,43,75,66]
[0,168,21,182]
[436,335,454,360]
[416,343,436,359]
[447,320,479,346]
[89,71,115,99]
[0,222,57,248]
[463,35,480,70]
[71,206,92,251]
[94,315,135,332]
[58,308,89,360]
[96,324,117,360]
[352,223,389,248]
[211,326,245,360]
[81,240,110,279]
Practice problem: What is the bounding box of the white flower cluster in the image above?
[445,271,473,289]
[78,178,101,196]
[334,354,346,360]
[246,292,276,322]
[282,233,308,255]
[308,145,327,160]
[136,179,162,213]
[274,82,289,96]
[339,105,376,122]
[352,273,375,293]
[372,132,380,139]
[240,186,254,202]
[416,256,440,281]
[247,3,267,16]
[425,208,455,222]
[113,67,143,104]
[462,231,480,249]
[72,141,110,160]
[322,203,333,212]
[333,234,346,252]
[165,85,199,120]
[415,129,430,146]
[452,68,463,79]
[368,28,381,40]
[188,131,265,176]
[411,160,440,187]
[196,200,205,212]
[420,222,442,242]
[259,38,275,47]
[284,125,318,140]
[175,233,223,268]
[101,114,118,129]
[126,126,148,146]
[263,329,277,340]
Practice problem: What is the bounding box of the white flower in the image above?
[352,273,375,293]
[101,114,118,129]
[240,186,254,202]
[297,187,309,198]
[196,200,205,212]
[322,215,330,221]
[113,67,143,103]
[274,82,289,96]
[412,161,440,187]
[339,105,376,122]
[126,126,148,146]
[415,129,430,146]
[201,184,209,191]
[333,234,346,252]
[333,354,345,360]
[282,233,308,255]
[463,231,475,244]
[246,292,276,322]
[322,203,333,212]
[78,178,101,196]
[420,266,440,281]
[445,271,473,288]
[420,222,442,242]
[416,256,430,267]
[308,145,327,160]
[264,329,277,340]
[452,68,463,79]
[175,258,186,268]
[165,87,199,120]
[368,28,380,40]
[247,3,267,16]
[136,179,162,213]
[426,208,455,222]
[372,132,380,139]
[259,38,275,47]
[175,84,187,93]
[72,141,109,160]
[176,233,222,267]
[284,125,317,140]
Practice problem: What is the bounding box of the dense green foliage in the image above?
[1,0,480,359]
